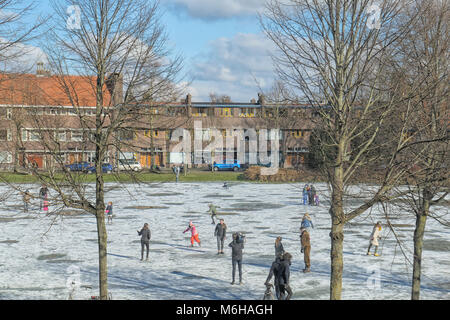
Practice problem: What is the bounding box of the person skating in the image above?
[265,252,293,300]
[302,184,309,205]
[183,221,201,247]
[214,218,227,254]
[367,221,382,256]
[22,189,31,213]
[105,201,113,224]
[274,236,285,259]
[300,227,311,273]
[39,184,48,210]
[228,232,244,285]
[207,203,219,224]
[310,185,317,206]
[137,223,151,261]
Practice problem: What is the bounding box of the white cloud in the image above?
[0,39,48,73]
[163,0,266,20]
[186,33,276,102]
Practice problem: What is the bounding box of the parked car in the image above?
[65,162,91,172]
[86,163,113,174]
[211,160,241,172]
[115,159,142,172]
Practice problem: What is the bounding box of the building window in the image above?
[28,130,41,141]
[71,131,83,142]
[219,108,232,117]
[0,129,11,141]
[0,151,12,164]
[55,131,67,142]
[240,108,255,117]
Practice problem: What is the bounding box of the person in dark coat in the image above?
[310,185,317,206]
[274,236,285,259]
[39,184,48,210]
[214,219,227,254]
[265,252,293,300]
[228,232,244,285]
[137,223,151,261]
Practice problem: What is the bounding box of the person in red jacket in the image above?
[183,221,201,247]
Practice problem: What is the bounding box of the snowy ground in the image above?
[0,182,449,300]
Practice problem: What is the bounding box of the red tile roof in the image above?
[0,73,112,107]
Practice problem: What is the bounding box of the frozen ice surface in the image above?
[0,182,448,300]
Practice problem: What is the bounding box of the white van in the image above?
[116,159,142,172]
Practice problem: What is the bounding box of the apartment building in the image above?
[0,71,316,171]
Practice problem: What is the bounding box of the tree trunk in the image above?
[411,199,429,300]
[330,210,345,300]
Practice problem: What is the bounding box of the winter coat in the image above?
[370,225,382,246]
[301,217,314,229]
[301,230,311,249]
[183,225,198,236]
[266,257,290,285]
[214,223,227,239]
[138,228,151,243]
[105,204,113,215]
[228,240,244,260]
[39,187,48,199]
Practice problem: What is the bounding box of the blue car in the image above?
[87,163,113,174]
[65,162,91,172]
[212,160,241,172]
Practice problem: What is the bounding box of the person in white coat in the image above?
[367,221,382,256]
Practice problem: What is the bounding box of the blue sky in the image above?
[21,0,276,102]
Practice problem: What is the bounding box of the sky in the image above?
[19,0,277,103]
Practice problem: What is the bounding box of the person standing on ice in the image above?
[274,236,285,259]
[183,221,201,247]
[300,227,311,273]
[302,184,309,205]
[367,221,382,256]
[22,189,31,213]
[137,223,151,261]
[265,252,293,300]
[228,232,244,285]
[207,203,219,224]
[105,201,113,224]
[214,218,227,254]
[38,184,48,210]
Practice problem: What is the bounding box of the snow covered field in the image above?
[0,182,449,300]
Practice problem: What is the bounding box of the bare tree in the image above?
[261,0,419,299]
[19,0,184,299]
[387,0,449,300]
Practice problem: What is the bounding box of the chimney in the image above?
[106,73,124,105]
[36,62,45,77]
[186,93,192,117]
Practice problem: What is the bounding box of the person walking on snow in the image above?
[265,252,293,300]
[214,218,227,254]
[367,221,382,256]
[183,221,201,247]
[275,236,285,259]
[105,201,113,224]
[137,223,151,261]
[39,184,48,210]
[22,189,31,213]
[300,227,311,273]
[302,184,309,205]
[229,232,244,285]
[207,203,219,224]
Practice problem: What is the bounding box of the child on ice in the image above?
[367,221,382,256]
[105,202,113,224]
[183,221,201,247]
